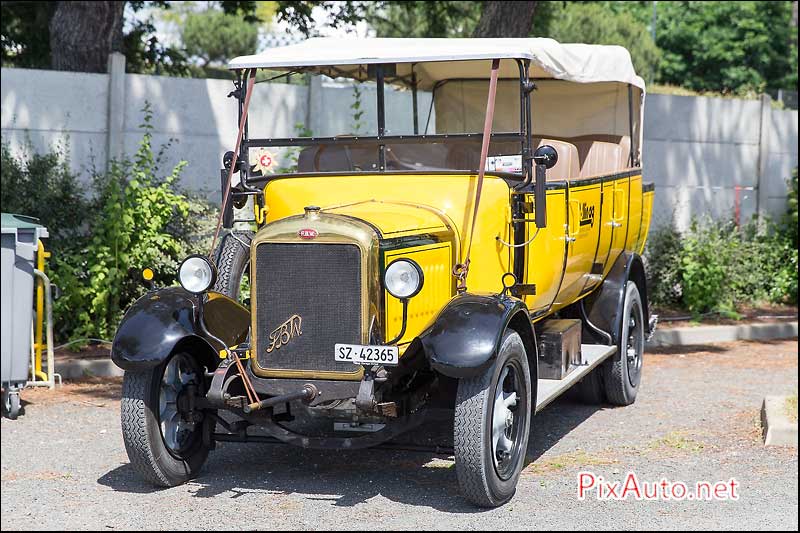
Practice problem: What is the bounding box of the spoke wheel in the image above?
[121,352,212,487]
[159,353,201,455]
[491,364,524,481]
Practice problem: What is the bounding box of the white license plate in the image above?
[334,344,399,366]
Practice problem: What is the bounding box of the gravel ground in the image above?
[2,339,797,530]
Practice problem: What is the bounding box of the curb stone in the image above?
[648,321,798,347]
[761,395,799,447]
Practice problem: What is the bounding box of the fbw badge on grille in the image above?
[298,228,318,239]
[266,314,302,353]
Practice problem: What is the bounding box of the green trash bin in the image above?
[1,213,49,419]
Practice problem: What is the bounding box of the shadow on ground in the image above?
[97,397,604,511]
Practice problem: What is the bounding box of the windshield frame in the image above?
[234,58,534,189]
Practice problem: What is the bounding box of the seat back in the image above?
[533,138,580,182]
[568,135,632,178]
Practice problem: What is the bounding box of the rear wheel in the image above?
[602,281,645,406]
[454,331,532,507]
[121,352,211,487]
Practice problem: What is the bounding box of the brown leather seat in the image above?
[568,135,632,178]
[533,137,580,182]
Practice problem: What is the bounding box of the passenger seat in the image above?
[568,135,632,178]
[533,137,580,182]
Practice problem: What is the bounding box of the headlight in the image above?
[384,259,424,299]
[178,255,216,294]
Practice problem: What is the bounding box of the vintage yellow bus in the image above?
[112,38,655,507]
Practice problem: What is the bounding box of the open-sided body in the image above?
[112,38,655,507]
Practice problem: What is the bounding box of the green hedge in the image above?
[646,170,798,317]
[0,104,216,341]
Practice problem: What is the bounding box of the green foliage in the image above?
[1,103,216,341]
[182,9,259,67]
[366,1,482,38]
[0,140,89,247]
[678,220,733,315]
[0,1,56,68]
[644,225,684,308]
[654,1,798,95]
[785,168,798,248]
[646,215,799,317]
[123,16,191,77]
[350,84,365,134]
[533,1,661,77]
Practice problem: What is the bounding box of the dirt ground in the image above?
[2,339,798,530]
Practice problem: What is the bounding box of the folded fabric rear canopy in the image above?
[228,37,646,91]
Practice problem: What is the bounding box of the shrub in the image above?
[0,103,217,341]
[644,224,684,308]
[0,140,89,248]
[645,215,798,316]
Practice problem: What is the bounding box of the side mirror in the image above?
[533,144,558,169]
[531,145,557,228]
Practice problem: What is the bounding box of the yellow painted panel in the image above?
[556,183,602,306]
[639,189,655,255]
[384,243,453,346]
[605,176,630,276]
[523,189,566,316]
[626,175,643,252]
[594,178,616,285]
[264,174,513,294]
[324,201,448,237]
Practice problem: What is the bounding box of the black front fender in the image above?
[111,287,250,372]
[417,292,535,379]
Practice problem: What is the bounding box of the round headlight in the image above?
[178,255,216,294]
[384,259,424,299]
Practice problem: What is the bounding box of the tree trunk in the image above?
[472,1,537,38]
[49,1,126,73]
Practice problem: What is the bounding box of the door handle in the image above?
[568,198,580,239]
[612,187,626,223]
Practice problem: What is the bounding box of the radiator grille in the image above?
[254,242,362,374]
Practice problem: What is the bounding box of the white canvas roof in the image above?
[229,37,646,91]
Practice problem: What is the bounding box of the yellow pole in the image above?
[34,240,49,381]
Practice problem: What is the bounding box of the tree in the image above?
[366,1,482,38]
[654,1,797,94]
[472,1,538,38]
[182,9,259,67]
[49,1,126,73]
[537,2,661,77]
[1,1,57,68]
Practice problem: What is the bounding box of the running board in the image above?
[535,344,616,413]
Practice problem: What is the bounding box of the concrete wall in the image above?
[644,93,799,229]
[2,61,797,230]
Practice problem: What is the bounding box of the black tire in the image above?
[573,367,605,404]
[121,353,211,487]
[454,331,532,507]
[212,230,253,300]
[602,281,645,406]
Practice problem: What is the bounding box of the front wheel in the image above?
[454,330,532,507]
[121,352,212,487]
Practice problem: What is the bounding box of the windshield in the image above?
[240,60,527,181]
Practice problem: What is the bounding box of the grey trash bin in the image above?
[1,213,48,418]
